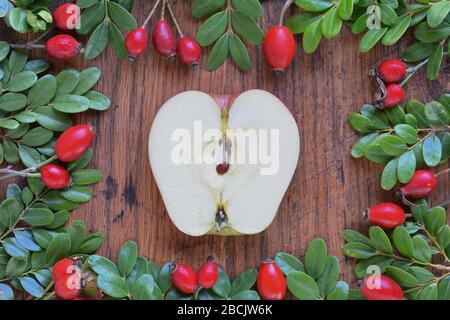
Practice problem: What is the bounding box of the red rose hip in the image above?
[152,19,176,60]
[55,124,95,162]
[55,274,81,300]
[263,26,296,72]
[361,275,403,300]
[400,170,437,198]
[177,37,201,67]
[53,3,81,30]
[379,59,406,83]
[197,256,219,289]
[257,259,286,300]
[52,258,78,281]
[125,28,149,58]
[383,84,404,108]
[40,164,71,189]
[367,202,406,229]
[170,263,197,294]
[45,34,81,60]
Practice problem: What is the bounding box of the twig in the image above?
[142,0,161,28]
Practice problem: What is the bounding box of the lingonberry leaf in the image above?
[0,283,14,300]
[41,190,78,211]
[35,106,73,132]
[286,13,321,34]
[85,21,109,60]
[88,255,120,276]
[417,283,438,300]
[379,3,398,26]
[0,119,20,130]
[84,91,111,111]
[427,0,450,28]
[6,71,37,92]
[231,0,262,19]
[286,271,320,300]
[19,276,44,298]
[438,275,450,299]
[379,135,408,156]
[403,42,437,62]
[66,220,87,252]
[50,95,91,113]
[337,0,354,20]
[158,262,173,293]
[118,240,138,278]
[60,185,93,203]
[196,11,228,46]
[72,169,103,185]
[412,236,432,263]
[44,210,69,229]
[78,232,104,254]
[393,226,414,258]
[302,18,323,53]
[304,238,327,279]
[351,13,369,34]
[322,8,342,39]
[131,274,163,300]
[351,133,378,158]
[229,34,251,72]
[107,1,137,31]
[230,290,260,300]
[44,233,71,265]
[422,134,442,166]
[424,206,446,236]
[316,256,339,297]
[397,151,416,184]
[22,207,53,227]
[77,0,99,9]
[230,268,257,296]
[385,266,419,288]
[342,242,376,259]
[414,21,450,43]
[359,28,388,53]
[274,252,304,276]
[369,226,393,254]
[212,267,232,298]
[206,32,230,71]
[231,11,264,45]
[108,22,128,60]
[295,0,334,12]
[326,281,349,300]
[382,15,411,46]
[354,256,392,278]
[77,1,105,35]
[97,272,129,298]
[381,158,398,190]
[191,0,225,19]
[73,67,102,95]
[165,288,193,300]
[425,101,449,126]
[406,100,429,128]
[426,43,443,80]
[0,92,27,112]
[56,69,80,95]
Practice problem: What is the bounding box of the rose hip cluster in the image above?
[125,0,201,67]
[359,168,445,300]
[52,258,103,300]
[375,59,408,108]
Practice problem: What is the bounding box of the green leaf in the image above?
[412,236,431,262]
[44,210,69,229]
[118,240,138,277]
[18,145,41,167]
[35,106,73,132]
[343,229,371,245]
[303,18,323,53]
[85,21,109,59]
[417,283,438,300]
[0,198,21,228]
[0,283,14,300]
[406,100,429,128]
[427,0,450,28]
[78,233,104,254]
[41,191,78,211]
[15,110,37,123]
[231,0,262,18]
[27,75,56,108]
[369,226,393,254]
[207,32,230,71]
[348,113,374,133]
[6,7,30,33]
[73,67,101,95]
[414,21,450,43]
[88,255,120,275]
[107,1,136,31]
[326,281,349,300]
[295,0,334,12]
[56,69,80,95]
[351,13,369,34]
[5,257,27,277]
[230,290,260,300]
[2,140,20,164]
[45,233,71,265]
[304,238,327,279]
[381,158,398,190]
[316,256,339,297]
[229,34,251,71]
[425,101,449,126]
[385,266,418,287]
[158,262,172,293]
[19,276,44,298]
[380,135,407,156]
[196,11,228,46]
[34,268,52,287]
[360,105,390,129]
[131,274,163,300]
[2,237,29,259]
[438,275,450,300]
[342,242,376,259]
[51,94,90,113]
[60,186,93,203]
[359,28,388,52]
[212,267,232,298]
[0,119,19,129]
[7,70,37,92]
[403,42,437,62]
[98,272,129,298]
[354,256,392,278]
[379,3,398,26]
[85,91,111,111]
[397,151,416,184]
[351,133,378,158]
[394,124,419,144]
[393,226,414,258]
[24,59,49,74]
[231,268,257,296]
[32,229,55,249]
[191,0,225,19]
[231,11,264,45]
[21,126,53,146]
[425,206,446,235]
[385,105,407,125]
[66,220,86,252]
[22,207,53,226]
[286,271,320,300]
[408,266,434,284]
[274,252,304,276]
[72,169,103,185]
[422,134,442,166]
[0,41,10,62]
[338,0,354,20]
[108,22,128,59]
[426,44,443,80]
[382,15,411,46]
[322,8,342,39]
[0,92,27,111]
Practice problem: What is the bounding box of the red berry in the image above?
[360,275,403,300]
[40,164,71,189]
[55,274,81,300]
[379,59,406,83]
[400,170,437,199]
[170,263,197,294]
[177,37,201,67]
[45,35,81,60]
[368,203,406,229]
[263,26,296,72]
[383,84,404,108]
[125,28,149,58]
[197,257,219,289]
[55,124,95,162]
[53,3,80,30]
[152,19,176,60]
[52,258,78,281]
[257,259,286,300]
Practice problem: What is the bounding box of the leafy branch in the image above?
[0,0,53,33]
[192,0,264,71]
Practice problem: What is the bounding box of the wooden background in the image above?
[1,0,449,287]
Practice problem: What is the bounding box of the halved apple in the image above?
[148,90,300,236]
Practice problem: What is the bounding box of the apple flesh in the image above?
[148,90,300,236]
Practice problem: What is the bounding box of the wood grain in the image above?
[1,1,449,289]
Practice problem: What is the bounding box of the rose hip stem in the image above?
[0,155,57,181]
[399,51,448,87]
[166,0,183,37]
[279,0,293,25]
[142,0,161,28]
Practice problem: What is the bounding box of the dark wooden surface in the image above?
[1,1,449,287]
